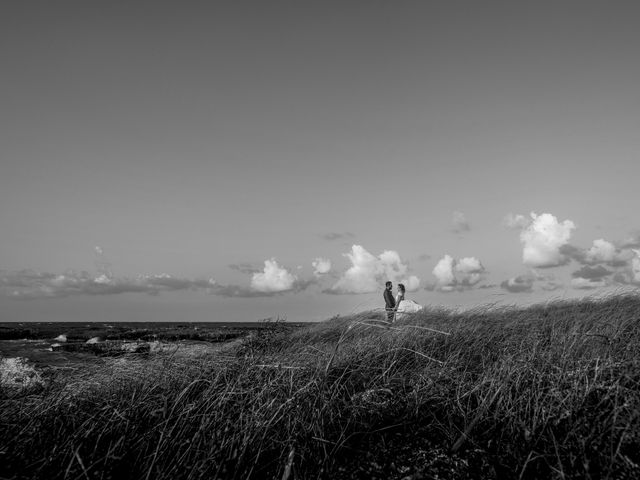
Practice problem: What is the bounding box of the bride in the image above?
[394,283,423,321]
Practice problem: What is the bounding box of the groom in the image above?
[383,281,395,321]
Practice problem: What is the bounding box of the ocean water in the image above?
[0,321,306,369]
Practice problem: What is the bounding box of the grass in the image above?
[2,294,640,479]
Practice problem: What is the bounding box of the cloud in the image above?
[584,239,616,264]
[572,265,612,280]
[432,255,456,289]
[399,276,421,292]
[312,257,331,276]
[619,233,640,249]
[455,257,485,286]
[562,238,630,267]
[451,211,470,233]
[570,262,610,289]
[633,250,640,283]
[208,284,266,297]
[250,258,297,293]
[559,244,586,263]
[540,281,563,291]
[1,270,217,299]
[330,245,420,294]
[503,213,530,230]
[228,263,261,274]
[500,274,535,293]
[431,255,485,290]
[2,258,316,300]
[571,277,607,290]
[531,270,564,292]
[518,212,576,268]
[613,249,640,286]
[321,232,355,241]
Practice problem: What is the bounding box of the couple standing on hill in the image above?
[383,281,404,322]
[383,281,424,322]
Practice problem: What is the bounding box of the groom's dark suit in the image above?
[383,288,396,320]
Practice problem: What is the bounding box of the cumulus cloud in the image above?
[250,258,297,293]
[432,255,485,291]
[402,276,421,292]
[560,239,629,267]
[614,249,640,286]
[633,250,640,283]
[455,257,485,286]
[0,270,217,299]
[503,213,530,230]
[570,262,611,290]
[518,212,575,268]
[312,257,331,276]
[451,211,470,233]
[432,255,456,290]
[500,274,534,293]
[330,245,420,294]
[571,277,607,290]
[572,265,612,280]
[584,239,616,264]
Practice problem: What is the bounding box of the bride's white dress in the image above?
[395,299,423,320]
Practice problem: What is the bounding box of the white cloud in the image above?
[432,255,456,288]
[93,274,113,285]
[1,270,217,299]
[452,211,470,233]
[503,213,530,230]
[432,255,485,289]
[250,258,297,293]
[632,249,640,283]
[331,245,420,294]
[611,250,640,286]
[584,239,616,264]
[312,257,331,275]
[619,233,640,249]
[520,212,575,268]
[571,277,606,290]
[402,276,421,292]
[455,256,485,286]
[501,274,534,293]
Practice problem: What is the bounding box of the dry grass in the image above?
[2,294,640,479]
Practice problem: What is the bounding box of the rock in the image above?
[53,334,67,342]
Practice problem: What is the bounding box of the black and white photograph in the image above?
[2,1,640,478]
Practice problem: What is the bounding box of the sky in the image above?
[2,1,640,322]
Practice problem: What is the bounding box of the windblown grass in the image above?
[2,294,640,479]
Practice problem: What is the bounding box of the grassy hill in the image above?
[2,294,640,479]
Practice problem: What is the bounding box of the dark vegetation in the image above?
[2,295,640,479]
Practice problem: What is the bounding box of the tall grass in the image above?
[2,294,640,479]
